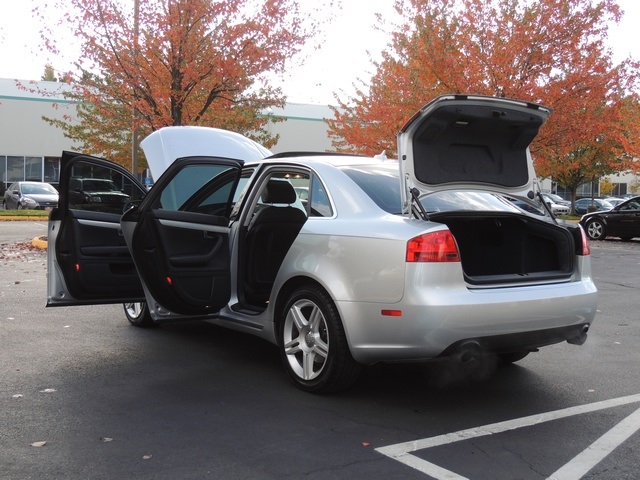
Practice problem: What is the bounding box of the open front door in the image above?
[47,152,147,306]
[120,157,244,316]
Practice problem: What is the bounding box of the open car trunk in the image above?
[431,212,575,286]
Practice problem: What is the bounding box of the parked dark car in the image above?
[68,177,131,214]
[580,196,640,241]
[2,181,58,210]
[574,198,613,215]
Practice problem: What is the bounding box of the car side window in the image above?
[250,171,310,215]
[67,161,145,214]
[309,174,333,217]
[620,200,640,211]
[157,163,240,216]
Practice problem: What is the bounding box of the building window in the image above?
[25,156,43,181]
[611,183,627,196]
[44,157,60,185]
[7,156,24,183]
[0,155,7,188]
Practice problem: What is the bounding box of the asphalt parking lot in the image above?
[1,221,639,479]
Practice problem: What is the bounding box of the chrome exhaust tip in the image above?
[567,324,590,346]
[452,340,482,363]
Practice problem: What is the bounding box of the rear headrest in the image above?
[262,179,297,204]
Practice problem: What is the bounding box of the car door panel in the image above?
[48,153,147,306]
[607,202,640,237]
[126,210,230,314]
[632,213,640,236]
[122,158,243,316]
[55,210,143,298]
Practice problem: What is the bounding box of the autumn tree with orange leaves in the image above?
[328,0,640,206]
[37,0,329,169]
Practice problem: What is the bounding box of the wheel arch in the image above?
[273,276,327,335]
[273,275,358,346]
[587,215,607,226]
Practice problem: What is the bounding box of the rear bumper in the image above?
[439,323,590,359]
[337,276,598,365]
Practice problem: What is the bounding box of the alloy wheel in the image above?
[280,285,361,392]
[282,298,329,381]
[586,219,606,240]
[123,302,155,327]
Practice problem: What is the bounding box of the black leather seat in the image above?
[245,180,307,306]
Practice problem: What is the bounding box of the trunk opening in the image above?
[433,213,574,286]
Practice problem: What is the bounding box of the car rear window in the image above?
[341,164,402,214]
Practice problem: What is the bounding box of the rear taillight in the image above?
[578,224,591,256]
[406,231,460,262]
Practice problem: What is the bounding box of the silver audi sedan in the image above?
[47,95,598,392]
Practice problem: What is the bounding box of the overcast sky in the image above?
[0,0,638,105]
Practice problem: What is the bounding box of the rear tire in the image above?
[585,218,606,240]
[124,302,156,327]
[279,285,361,393]
[497,351,530,364]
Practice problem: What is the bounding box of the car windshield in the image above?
[21,183,57,195]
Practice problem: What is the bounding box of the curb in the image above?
[0,216,49,221]
[32,236,48,250]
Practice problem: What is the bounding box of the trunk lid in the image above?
[398,95,551,208]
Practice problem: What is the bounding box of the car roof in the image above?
[246,152,399,170]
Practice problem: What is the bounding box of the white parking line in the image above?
[375,393,640,479]
[548,406,640,480]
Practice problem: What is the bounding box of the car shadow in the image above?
[136,320,553,409]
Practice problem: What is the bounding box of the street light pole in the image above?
[132,0,140,177]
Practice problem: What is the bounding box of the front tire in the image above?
[279,285,361,393]
[585,218,606,240]
[124,302,156,327]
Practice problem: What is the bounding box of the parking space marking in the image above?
[375,393,640,479]
[548,405,640,480]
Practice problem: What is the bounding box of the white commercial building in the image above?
[1,77,636,198]
[0,78,336,192]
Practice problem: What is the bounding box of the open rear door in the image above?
[120,157,244,316]
[47,152,147,306]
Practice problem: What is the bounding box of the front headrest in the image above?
[262,179,297,204]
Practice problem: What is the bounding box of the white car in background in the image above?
[541,193,570,215]
[46,95,598,392]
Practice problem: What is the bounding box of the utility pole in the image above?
[132,0,140,176]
